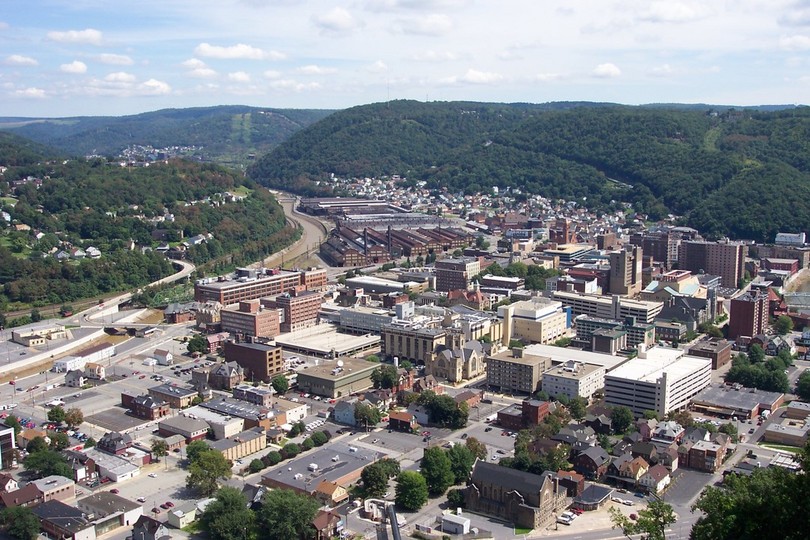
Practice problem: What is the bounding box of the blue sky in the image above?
[2,0,810,117]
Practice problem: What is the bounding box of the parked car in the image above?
[165,501,174,508]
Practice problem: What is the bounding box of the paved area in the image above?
[86,407,148,433]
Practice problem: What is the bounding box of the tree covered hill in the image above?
[248,100,810,241]
[0,105,333,165]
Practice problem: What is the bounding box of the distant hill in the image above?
[0,131,61,166]
[0,105,333,166]
[248,100,810,241]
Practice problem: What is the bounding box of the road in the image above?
[256,193,329,270]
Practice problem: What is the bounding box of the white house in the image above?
[53,356,86,373]
[639,463,671,494]
[153,349,173,366]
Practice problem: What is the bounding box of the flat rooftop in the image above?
[197,270,303,290]
[487,349,550,367]
[692,385,784,410]
[523,344,632,371]
[274,324,379,357]
[606,350,710,383]
[296,357,378,382]
[261,442,386,493]
[543,361,605,380]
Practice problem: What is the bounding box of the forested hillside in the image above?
[249,100,810,241]
[0,106,332,166]
[0,154,296,311]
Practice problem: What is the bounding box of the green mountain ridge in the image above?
[0,105,333,166]
[248,100,810,241]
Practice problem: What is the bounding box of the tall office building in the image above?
[435,258,480,292]
[678,240,746,289]
[609,245,643,296]
[728,291,768,339]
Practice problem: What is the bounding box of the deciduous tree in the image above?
[395,471,428,512]
[257,489,320,540]
[200,487,256,540]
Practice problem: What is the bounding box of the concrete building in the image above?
[574,314,655,350]
[157,415,210,442]
[498,297,569,345]
[609,245,643,296]
[552,290,663,324]
[223,341,284,383]
[604,347,712,417]
[678,240,746,289]
[338,305,397,334]
[267,289,322,333]
[233,384,274,407]
[381,321,463,365]
[148,384,198,409]
[209,427,267,461]
[220,300,280,339]
[541,360,606,401]
[194,267,327,304]
[728,291,768,340]
[295,358,378,398]
[76,492,143,534]
[485,348,552,394]
[435,258,480,292]
[688,338,733,370]
[32,500,95,540]
[690,384,784,419]
[31,475,75,503]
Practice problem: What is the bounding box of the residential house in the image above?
[65,370,86,388]
[313,481,349,507]
[166,503,197,529]
[555,470,585,498]
[312,510,344,540]
[686,438,728,472]
[96,432,133,456]
[62,450,96,483]
[132,515,171,540]
[651,421,684,444]
[83,363,105,381]
[121,394,170,421]
[0,483,43,508]
[152,349,173,366]
[631,442,659,466]
[363,389,393,412]
[639,464,671,494]
[615,455,650,487]
[636,418,658,441]
[553,424,597,454]
[388,411,418,432]
[0,473,18,493]
[583,414,612,435]
[332,401,358,427]
[573,446,611,480]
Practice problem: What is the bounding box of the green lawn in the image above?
[758,442,800,453]
[0,196,18,206]
[514,527,533,535]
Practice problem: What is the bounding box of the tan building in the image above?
[499,297,568,345]
[220,300,280,339]
[295,358,378,398]
[485,348,552,394]
[381,322,464,365]
[609,245,643,297]
[428,341,486,383]
[31,476,75,503]
[148,384,198,409]
[223,341,284,382]
[209,427,267,461]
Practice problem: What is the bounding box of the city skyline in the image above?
[2,0,810,117]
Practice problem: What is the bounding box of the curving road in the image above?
[256,192,329,269]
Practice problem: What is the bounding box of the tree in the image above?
[280,443,300,459]
[257,489,320,540]
[23,448,72,479]
[643,410,660,421]
[84,437,96,448]
[49,431,70,451]
[263,451,282,466]
[610,497,676,540]
[797,370,810,401]
[271,375,289,395]
[447,444,475,484]
[151,439,168,462]
[26,436,49,454]
[311,431,328,446]
[64,407,83,429]
[611,406,634,434]
[4,416,21,436]
[371,364,399,389]
[774,314,794,335]
[186,450,232,496]
[568,396,588,420]
[365,354,380,363]
[186,440,211,464]
[361,462,389,497]
[301,437,314,451]
[447,488,465,509]
[719,422,738,442]
[395,471,429,511]
[354,402,382,430]
[200,486,256,540]
[465,437,487,460]
[748,344,766,363]
[0,506,41,540]
[400,359,414,371]
[421,447,455,496]
[30,309,41,323]
[249,459,265,473]
[47,406,66,424]
[187,334,208,355]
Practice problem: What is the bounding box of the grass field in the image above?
[758,442,800,453]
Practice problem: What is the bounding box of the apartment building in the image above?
[435,258,480,292]
[552,290,663,324]
[609,245,643,296]
[728,291,768,339]
[223,341,284,383]
[220,300,280,339]
[194,267,327,304]
[485,348,552,395]
[266,289,322,332]
[678,240,746,289]
[541,360,606,401]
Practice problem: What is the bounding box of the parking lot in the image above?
[86,406,148,433]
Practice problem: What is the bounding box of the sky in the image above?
[3,0,810,117]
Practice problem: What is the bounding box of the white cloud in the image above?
[263,70,282,79]
[412,50,457,62]
[296,64,337,75]
[649,63,675,77]
[194,43,284,60]
[60,61,88,74]
[227,71,251,82]
[397,14,452,35]
[138,79,171,95]
[97,53,133,65]
[779,7,810,27]
[639,2,704,23]
[312,7,358,33]
[5,55,38,66]
[47,28,103,45]
[780,34,810,51]
[367,60,388,73]
[190,67,218,78]
[268,79,321,91]
[535,72,564,82]
[14,87,46,98]
[182,58,206,68]
[593,62,621,78]
[460,69,502,84]
[104,72,136,83]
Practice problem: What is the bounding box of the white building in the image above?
[541,360,606,401]
[604,347,711,417]
[551,291,663,324]
[82,448,140,483]
[499,297,568,345]
[52,356,86,373]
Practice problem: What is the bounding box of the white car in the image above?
[148,473,157,478]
